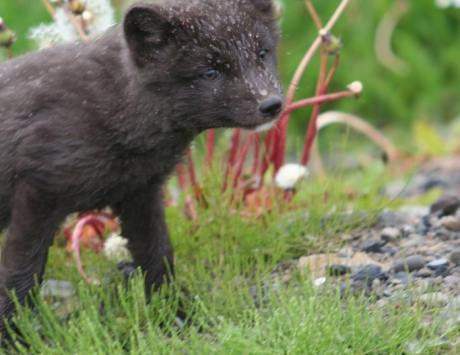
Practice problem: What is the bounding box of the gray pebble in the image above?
[427,259,449,270]
[450,249,460,265]
[441,216,460,231]
[430,194,460,216]
[444,275,460,285]
[381,227,401,243]
[41,280,75,298]
[393,271,409,285]
[393,255,426,273]
[353,265,389,284]
[362,240,387,253]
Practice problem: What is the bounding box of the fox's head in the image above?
[123,0,285,132]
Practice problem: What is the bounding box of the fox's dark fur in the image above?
[0,0,284,337]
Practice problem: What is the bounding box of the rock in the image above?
[430,194,460,216]
[41,280,75,298]
[377,211,412,228]
[327,264,351,276]
[401,235,425,249]
[381,227,401,243]
[401,224,415,238]
[393,271,409,285]
[450,249,460,265]
[434,267,451,278]
[416,223,429,236]
[393,255,426,273]
[414,269,432,278]
[399,205,430,219]
[444,275,460,285]
[298,254,340,278]
[362,240,387,253]
[338,247,353,258]
[427,259,449,270]
[434,227,452,241]
[441,216,460,231]
[418,292,450,307]
[353,265,389,284]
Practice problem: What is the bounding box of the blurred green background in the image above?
[1,0,460,133]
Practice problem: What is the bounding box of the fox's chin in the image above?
[253,119,279,132]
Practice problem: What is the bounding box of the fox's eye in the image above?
[201,69,221,80]
[259,49,267,60]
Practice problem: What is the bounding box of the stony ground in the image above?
[273,157,460,351]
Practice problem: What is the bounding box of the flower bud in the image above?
[346,81,363,97]
[319,29,343,55]
[69,0,86,15]
[0,18,16,48]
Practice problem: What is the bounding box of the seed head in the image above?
[0,18,16,48]
[69,0,86,15]
[319,29,342,55]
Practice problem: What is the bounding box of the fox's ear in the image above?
[123,3,175,67]
[249,0,274,15]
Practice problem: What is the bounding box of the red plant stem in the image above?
[304,1,323,30]
[205,129,215,168]
[259,130,274,186]
[222,129,241,192]
[273,0,351,171]
[324,55,340,89]
[300,49,328,165]
[286,90,356,114]
[176,164,188,191]
[232,133,254,190]
[40,0,56,18]
[62,4,89,44]
[301,56,341,166]
[251,133,261,175]
[186,149,198,191]
[71,215,105,282]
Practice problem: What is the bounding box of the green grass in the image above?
[1,172,458,354]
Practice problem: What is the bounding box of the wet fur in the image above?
[0,0,283,338]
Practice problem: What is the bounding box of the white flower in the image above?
[104,233,130,262]
[346,81,363,95]
[274,164,308,190]
[28,0,115,47]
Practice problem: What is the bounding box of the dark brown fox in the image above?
[0,0,284,337]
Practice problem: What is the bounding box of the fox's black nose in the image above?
[259,97,283,118]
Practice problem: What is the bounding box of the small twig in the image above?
[374,0,410,75]
[251,133,261,175]
[40,0,56,18]
[205,129,215,169]
[286,90,358,114]
[274,0,351,172]
[176,164,188,191]
[222,129,241,192]
[304,1,323,30]
[71,215,107,283]
[186,149,198,192]
[323,54,340,89]
[232,133,254,190]
[315,111,398,162]
[62,3,89,43]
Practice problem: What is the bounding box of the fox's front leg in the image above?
[113,185,174,295]
[0,182,64,339]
